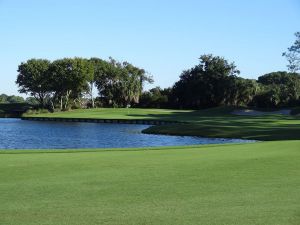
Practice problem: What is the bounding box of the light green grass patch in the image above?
[1,141,300,225]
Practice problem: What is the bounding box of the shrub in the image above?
[25,108,50,115]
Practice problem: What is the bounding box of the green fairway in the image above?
[24,107,193,120]
[1,141,300,225]
[25,107,300,141]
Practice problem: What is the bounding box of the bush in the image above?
[25,108,50,115]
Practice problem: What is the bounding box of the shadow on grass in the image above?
[136,108,300,141]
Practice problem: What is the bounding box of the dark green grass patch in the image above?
[143,114,300,140]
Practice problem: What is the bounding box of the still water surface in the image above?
[0,119,252,149]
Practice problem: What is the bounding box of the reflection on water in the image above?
[0,119,253,149]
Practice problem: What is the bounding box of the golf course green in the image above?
[1,107,299,225]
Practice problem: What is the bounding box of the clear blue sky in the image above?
[1,0,300,96]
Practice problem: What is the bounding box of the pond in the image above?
[0,119,252,149]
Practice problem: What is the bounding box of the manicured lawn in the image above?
[24,107,193,120]
[143,114,300,141]
[1,141,300,225]
[25,107,300,141]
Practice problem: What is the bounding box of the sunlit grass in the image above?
[1,141,300,225]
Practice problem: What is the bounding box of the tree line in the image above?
[16,57,153,111]
[140,65,300,109]
[0,94,28,104]
[140,32,300,109]
[16,32,300,110]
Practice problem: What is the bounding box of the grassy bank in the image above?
[23,107,193,120]
[24,107,300,141]
[1,141,300,225]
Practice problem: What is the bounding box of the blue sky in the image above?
[1,0,300,96]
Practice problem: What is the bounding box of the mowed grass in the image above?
[1,141,300,225]
[25,107,300,141]
[143,114,300,141]
[24,107,193,120]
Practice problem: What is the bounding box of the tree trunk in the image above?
[64,90,72,110]
[90,82,95,108]
[60,96,63,110]
[50,100,55,112]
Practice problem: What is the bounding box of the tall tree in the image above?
[48,58,91,110]
[139,87,170,108]
[121,61,153,106]
[256,71,300,106]
[16,59,51,106]
[172,54,240,109]
[94,57,152,107]
[89,58,108,108]
[94,57,122,106]
[226,78,258,106]
[283,32,300,72]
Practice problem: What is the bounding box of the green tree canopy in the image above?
[0,94,25,103]
[48,58,92,110]
[255,71,300,107]
[283,32,300,72]
[94,57,153,107]
[16,59,51,106]
[172,54,241,108]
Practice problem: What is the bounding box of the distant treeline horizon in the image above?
[8,32,300,111]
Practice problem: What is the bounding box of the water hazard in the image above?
[0,119,253,149]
